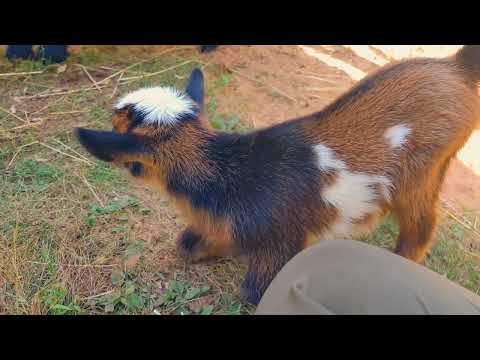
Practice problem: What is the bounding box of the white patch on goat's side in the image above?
[323,171,390,222]
[314,144,347,171]
[313,143,394,240]
[320,173,391,241]
[384,124,411,149]
[114,86,197,125]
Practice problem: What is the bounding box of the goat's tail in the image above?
[455,45,480,80]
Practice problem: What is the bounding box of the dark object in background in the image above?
[6,45,219,63]
[6,45,34,60]
[199,45,218,53]
[35,45,69,63]
[6,45,68,63]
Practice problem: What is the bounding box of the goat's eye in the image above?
[126,161,143,177]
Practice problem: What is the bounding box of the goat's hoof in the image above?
[239,282,263,306]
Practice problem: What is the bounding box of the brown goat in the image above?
[76,45,480,305]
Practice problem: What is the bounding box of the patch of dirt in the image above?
[201,45,354,127]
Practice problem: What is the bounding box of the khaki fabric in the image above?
[256,240,480,315]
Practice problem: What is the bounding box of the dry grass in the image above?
[0,45,479,315]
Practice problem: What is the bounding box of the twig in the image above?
[53,138,94,165]
[300,74,345,85]
[308,94,330,100]
[464,249,480,260]
[29,96,66,115]
[30,96,65,115]
[96,45,193,85]
[78,64,102,91]
[442,207,480,240]
[38,142,93,166]
[49,110,89,116]
[9,120,45,131]
[95,61,147,85]
[82,289,116,301]
[17,85,109,100]
[6,141,39,170]
[227,67,297,103]
[101,66,149,76]
[78,174,105,207]
[119,60,194,82]
[23,81,52,89]
[306,86,347,92]
[0,71,44,77]
[0,105,27,123]
[299,69,346,79]
[110,71,124,99]
[164,297,203,315]
[25,261,118,268]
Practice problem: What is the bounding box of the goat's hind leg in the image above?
[393,200,439,263]
[394,156,456,263]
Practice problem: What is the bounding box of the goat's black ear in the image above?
[185,68,204,108]
[75,128,147,163]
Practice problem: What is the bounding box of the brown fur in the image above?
[112,109,131,134]
[126,122,230,261]
[128,123,216,185]
[172,196,235,261]
[301,57,480,262]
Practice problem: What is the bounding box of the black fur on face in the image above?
[74,128,150,163]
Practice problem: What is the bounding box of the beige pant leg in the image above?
[255,240,480,315]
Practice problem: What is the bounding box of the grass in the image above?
[206,71,253,133]
[0,45,479,314]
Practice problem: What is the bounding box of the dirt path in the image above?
[196,45,480,213]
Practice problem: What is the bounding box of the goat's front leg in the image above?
[240,244,303,306]
[176,226,234,263]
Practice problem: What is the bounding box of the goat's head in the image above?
[75,68,210,185]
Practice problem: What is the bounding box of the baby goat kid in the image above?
[76,46,480,305]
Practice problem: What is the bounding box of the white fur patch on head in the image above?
[384,124,411,149]
[114,86,197,125]
[313,143,393,240]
